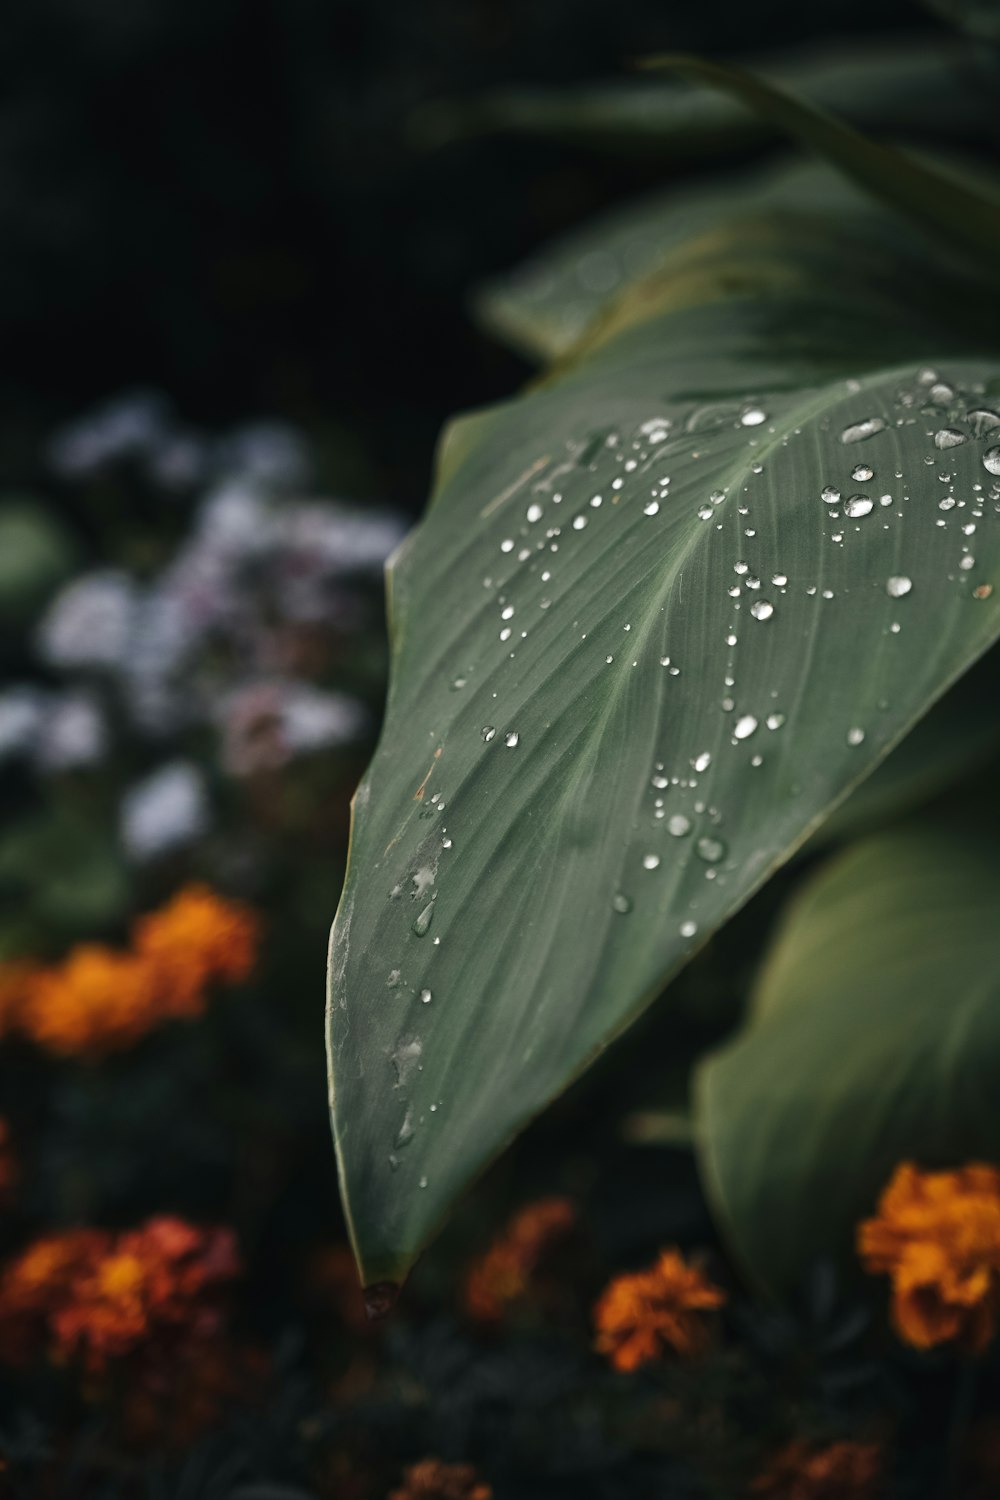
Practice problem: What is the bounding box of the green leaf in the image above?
[696,820,1000,1298]
[328,199,1000,1290]
[476,158,897,364]
[642,53,1000,269]
[414,38,984,157]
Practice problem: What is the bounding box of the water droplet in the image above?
[612,893,632,913]
[572,515,588,531]
[771,572,788,587]
[419,1175,428,1189]
[841,417,886,444]
[766,712,786,731]
[929,381,955,406]
[983,447,1000,476]
[642,853,661,870]
[505,731,519,748]
[391,1039,422,1088]
[643,501,660,516]
[821,485,841,505]
[939,497,957,511]
[886,575,912,598]
[960,554,975,571]
[967,408,1000,437]
[693,752,712,773]
[412,902,435,937]
[680,919,698,938]
[851,464,874,482]
[973,583,993,599]
[935,427,967,450]
[482,725,496,742]
[696,836,726,864]
[844,495,873,518]
[500,538,514,553]
[734,714,758,740]
[847,726,865,746]
[667,814,692,837]
[750,599,774,621]
[395,1106,415,1148]
[526,502,543,523]
[420,988,432,1004]
[740,407,767,427]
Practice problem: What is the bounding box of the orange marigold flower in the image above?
[0,1217,239,1374]
[752,1439,882,1499]
[858,1161,1000,1353]
[464,1197,579,1324]
[389,1458,492,1500]
[4,885,260,1058]
[133,883,260,1016]
[20,946,160,1056]
[0,1228,111,1363]
[593,1248,725,1371]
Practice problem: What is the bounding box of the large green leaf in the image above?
[328,198,1000,1291]
[696,821,1000,1298]
[475,158,879,363]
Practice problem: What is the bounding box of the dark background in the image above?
[1,0,927,509]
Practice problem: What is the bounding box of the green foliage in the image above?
[698,817,1000,1295]
[329,96,1000,1284]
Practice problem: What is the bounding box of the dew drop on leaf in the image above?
[840,417,886,444]
[886,575,913,598]
[696,836,726,864]
[412,903,435,937]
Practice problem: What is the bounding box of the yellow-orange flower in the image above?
[6,884,260,1058]
[752,1439,881,1499]
[389,1458,492,1500]
[858,1161,1000,1352]
[463,1197,578,1324]
[593,1248,725,1371]
[133,883,259,1015]
[0,1216,240,1373]
[23,946,160,1055]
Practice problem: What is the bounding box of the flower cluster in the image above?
[463,1197,579,1324]
[389,1459,493,1500]
[0,1215,240,1373]
[859,1161,1000,1352]
[0,884,259,1056]
[593,1248,726,1371]
[752,1439,882,1499]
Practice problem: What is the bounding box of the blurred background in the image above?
[1,1,999,1495]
